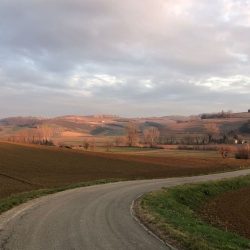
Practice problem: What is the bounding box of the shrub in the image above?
[40,139,55,146]
[218,146,232,159]
[239,120,250,134]
[235,145,249,159]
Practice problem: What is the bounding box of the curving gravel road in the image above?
[1,169,250,250]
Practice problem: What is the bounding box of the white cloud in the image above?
[0,0,250,117]
[222,0,250,26]
[194,75,250,93]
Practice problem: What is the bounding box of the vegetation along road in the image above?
[1,169,250,250]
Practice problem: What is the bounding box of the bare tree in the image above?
[126,122,139,147]
[143,127,160,147]
[89,138,96,151]
[205,123,219,144]
[114,136,126,147]
[194,135,205,145]
[83,140,90,151]
[104,139,113,152]
[37,125,54,142]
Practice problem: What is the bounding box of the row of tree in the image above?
[124,122,243,147]
[126,123,160,147]
[81,124,161,151]
[7,125,59,145]
[200,110,233,119]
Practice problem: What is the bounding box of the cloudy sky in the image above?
[0,0,250,118]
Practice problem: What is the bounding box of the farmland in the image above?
[0,141,249,201]
[201,186,250,239]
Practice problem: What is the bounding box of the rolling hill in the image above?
[0,112,250,145]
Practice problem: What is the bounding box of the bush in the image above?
[39,139,55,146]
[239,120,250,134]
[235,145,249,159]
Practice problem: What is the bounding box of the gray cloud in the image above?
[0,0,250,117]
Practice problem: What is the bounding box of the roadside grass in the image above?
[138,175,250,250]
[0,178,122,215]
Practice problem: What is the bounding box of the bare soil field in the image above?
[0,142,249,201]
[201,186,250,239]
[0,175,35,198]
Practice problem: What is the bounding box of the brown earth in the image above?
[201,186,250,239]
[0,175,35,198]
[0,142,249,201]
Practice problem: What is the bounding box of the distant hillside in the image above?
[0,112,250,144]
[0,116,44,127]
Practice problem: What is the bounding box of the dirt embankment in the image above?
[201,186,250,239]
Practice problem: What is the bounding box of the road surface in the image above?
[1,169,250,250]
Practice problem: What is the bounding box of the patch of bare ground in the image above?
[200,186,250,239]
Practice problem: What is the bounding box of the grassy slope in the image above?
[138,175,250,250]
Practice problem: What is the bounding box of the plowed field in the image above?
[0,142,249,200]
[201,186,250,239]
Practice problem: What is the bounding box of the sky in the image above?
[0,0,250,118]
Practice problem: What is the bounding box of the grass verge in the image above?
[0,178,122,215]
[136,175,250,250]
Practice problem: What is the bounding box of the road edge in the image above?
[130,194,179,250]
